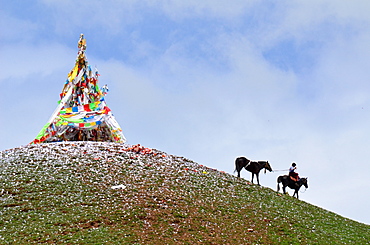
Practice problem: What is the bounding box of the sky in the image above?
[1,0,370,225]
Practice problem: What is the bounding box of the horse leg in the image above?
[235,163,243,178]
[235,164,240,178]
[282,185,286,194]
[256,173,260,185]
[292,189,298,198]
[251,173,254,183]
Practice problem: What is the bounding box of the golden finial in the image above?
[78,33,87,51]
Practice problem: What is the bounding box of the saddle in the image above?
[289,176,298,182]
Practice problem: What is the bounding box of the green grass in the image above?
[0,142,369,244]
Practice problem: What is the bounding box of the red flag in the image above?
[84,104,91,112]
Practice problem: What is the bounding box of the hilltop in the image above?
[0,142,369,244]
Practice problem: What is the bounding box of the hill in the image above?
[0,142,369,244]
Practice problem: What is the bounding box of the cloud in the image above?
[0,43,74,82]
[0,10,39,43]
[93,30,305,165]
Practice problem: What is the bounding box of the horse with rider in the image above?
[277,162,308,199]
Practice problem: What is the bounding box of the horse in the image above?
[277,175,308,199]
[234,157,273,185]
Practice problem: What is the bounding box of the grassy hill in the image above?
[0,142,369,244]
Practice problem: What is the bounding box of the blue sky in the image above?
[1,0,370,225]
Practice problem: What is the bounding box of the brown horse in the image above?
[277,175,308,199]
[234,157,273,185]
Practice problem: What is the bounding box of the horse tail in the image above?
[277,176,281,192]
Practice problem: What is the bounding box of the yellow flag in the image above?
[68,65,78,82]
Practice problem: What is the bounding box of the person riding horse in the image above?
[277,162,308,199]
[289,162,300,182]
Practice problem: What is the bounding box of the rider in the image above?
[289,162,300,182]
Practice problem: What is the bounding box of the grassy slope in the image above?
[0,142,369,244]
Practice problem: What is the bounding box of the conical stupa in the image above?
[31,34,126,144]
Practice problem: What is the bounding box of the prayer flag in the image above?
[84,104,91,111]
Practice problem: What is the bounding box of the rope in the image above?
[272,169,289,172]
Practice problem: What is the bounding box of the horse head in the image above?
[301,177,308,189]
[264,161,273,174]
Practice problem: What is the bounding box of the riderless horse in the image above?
[277,175,308,199]
[234,157,273,185]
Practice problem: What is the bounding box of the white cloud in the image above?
[0,43,74,82]
[0,10,38,42]
[151,0,259,20]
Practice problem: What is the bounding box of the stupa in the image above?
[31,34,126,144]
